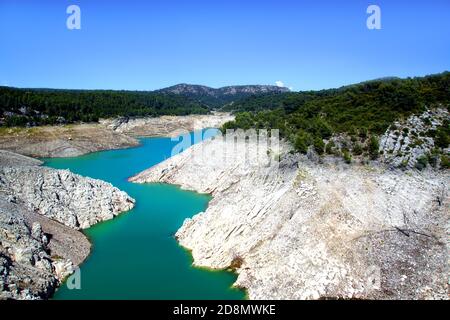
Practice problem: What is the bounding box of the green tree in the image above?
[368,136,380,159]
[294,130,313,154]
[313,137,325,155]
[343,150,352,164]
[325,141,335,154]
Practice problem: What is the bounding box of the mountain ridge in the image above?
[158,84,290,108]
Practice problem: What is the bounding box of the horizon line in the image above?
[1,71,449,94]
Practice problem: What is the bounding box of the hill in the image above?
[158,84,290,109]
[221,72,450,167]
[0,84,289,127]
[0,87,212,126]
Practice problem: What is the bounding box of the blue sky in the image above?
[0,0,449,91]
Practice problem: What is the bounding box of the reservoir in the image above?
[44,130,245,300]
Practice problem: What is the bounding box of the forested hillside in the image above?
[158,84,290,109]
[0,83,289,127]
[0,87,209,126]
[222,72,450,164]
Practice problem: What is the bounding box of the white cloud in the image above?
[275,81,294,91]
[275,81,285,88]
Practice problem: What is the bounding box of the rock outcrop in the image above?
[0,199,58,300]
[0,151,135,299]
[101,113,234,138]
[131,134,449,300]
[0,124,139,158]
[380,108,448,168]
[1,166,135,230]
[0,114,233,158]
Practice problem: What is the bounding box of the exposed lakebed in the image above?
[44,130,244,299]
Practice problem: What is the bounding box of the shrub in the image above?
[314,118,333,139]
[368,136,380,160]
[313,137,325,155]
[412,138,424,147]
[294,130,313,154]
[415,155,429,170]
[359,127,368,139]
[425,129,436,138]
[400,159,409,168]
[440,155,450,169]
[428,149,440,168]
[343,150,352,164]
[435,126,449,149]
[325,141,336,154]
[5,116,28,127]
[423,117,432,126]
[352,143,363,156]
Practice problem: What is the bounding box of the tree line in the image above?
[221,72,450,159]
[0,87,210,127]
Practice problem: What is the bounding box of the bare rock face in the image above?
[0,114,232,159]
[0,166,135,230]
[0,150,43,167]
[131,135,449,300]
[0,124,139,158]
[0,199,58,300]
[380,108,449,168]
[101,113,234,138]
[0,151,135,299]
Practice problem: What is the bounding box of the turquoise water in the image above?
[44,130,245,300]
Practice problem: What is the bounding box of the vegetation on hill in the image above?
[221,72,450,158]
[158,84,290,109]
[0,83,290,127]
[0,87,209,126]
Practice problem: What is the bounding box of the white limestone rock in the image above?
[131,135,449,300]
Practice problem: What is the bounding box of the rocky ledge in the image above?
[380,108,449,168]
[101,112,234,138]
[0,124,139,158]
[0,150,135,299]
[130,135,449,300]
[0,113,234,158]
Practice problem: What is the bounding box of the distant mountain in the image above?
[158,84,290,109]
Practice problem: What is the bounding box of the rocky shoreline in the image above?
[0,150,135,299]
[0,114,232,300]
[0,113,233,158]
[130,135,449,300]
[1,111,447,300]
[101,113,234,138]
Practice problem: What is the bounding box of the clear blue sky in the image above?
[0,0,449,91]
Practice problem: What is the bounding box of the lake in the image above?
[44,130,245,300]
